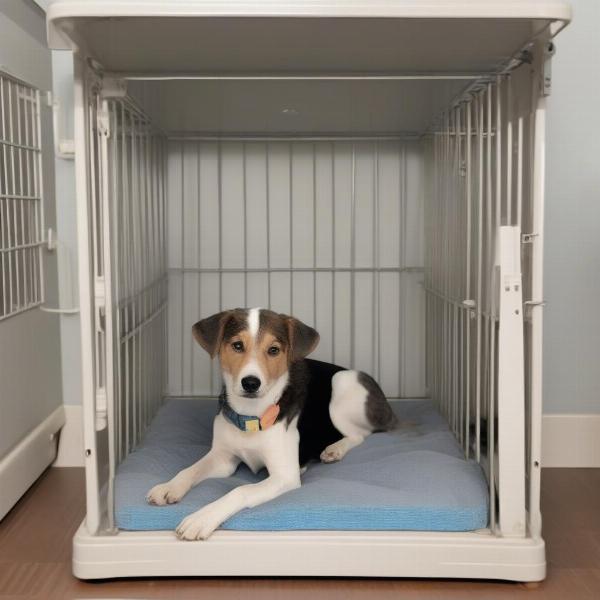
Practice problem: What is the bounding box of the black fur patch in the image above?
[359,371,398,432]
[192,308,247,357]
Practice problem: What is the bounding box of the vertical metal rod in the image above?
[265,142,271,309]
[133,110,141,443]
[476,91,484,462]
[35,88,44,304]
[16,84,26,308]
[179,142,185,395]
[289,143,294,315]
[454,106,461,438]
[23,88,32,306]
[517,116,524,230]
[350,143,356,369]
[398,143,406,398]
[0,77,8,315]
[112,101,122,461]
[331,143,336,364]
[371,144,376,376]
[121,102,130,453]
[312,143,317,327]
[374,142,381,382]
[441,111,447,419]
[465,98,472,458]
[242,142,248,308]
[490,77,503,530]
[216,141,223,393]
[8,82,18,309]
[506,76,513,225]
[196,142,202,394]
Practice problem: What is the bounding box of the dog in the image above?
[146,307,398,540]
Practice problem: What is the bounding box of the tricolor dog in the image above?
[147,308,398,540]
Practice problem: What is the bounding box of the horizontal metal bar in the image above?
[39,305,80,315]
[0,194,42,201]
[169,266,425,274]
[0,69,38,89]
[120,301,168,344]
[0,139,41,152]
[117,275,167,310]
[165,394,428,402]
[112,72,489,82]
[424,287,499,322]
[429,131,496,137]
[0,241,44,254]
[167,133,420,143]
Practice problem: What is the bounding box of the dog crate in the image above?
[47,0,571,582]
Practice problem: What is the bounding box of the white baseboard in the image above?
[54,404,84,467]
[541,414,600,468]
[52,405,600,469]
[0,406,65,521]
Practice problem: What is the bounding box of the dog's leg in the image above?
[175,471,300,540]
[146,449,240,506]
[321,370,387,463]
[320,435,366,463]
[176,425,301,540]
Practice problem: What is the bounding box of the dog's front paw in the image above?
[146,480,189,506]
[320,446,342,463]
[175,506,222,541]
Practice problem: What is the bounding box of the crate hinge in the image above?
[524,300,547,308]
[100,77,128,100]
[96,106,111,137]
[521,232,539,244]
[542,41,556,97]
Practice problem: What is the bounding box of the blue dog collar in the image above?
[221,400,263,433]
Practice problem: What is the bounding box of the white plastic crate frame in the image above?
[71,53,548,580]
[0,71,44,321]
[49,0,570,582]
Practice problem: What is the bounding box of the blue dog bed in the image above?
[115,399,488,532]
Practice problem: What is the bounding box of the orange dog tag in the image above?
[260,404,280,430]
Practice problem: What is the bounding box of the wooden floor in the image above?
[0,468,599,599]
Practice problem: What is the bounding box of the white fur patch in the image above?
[247,307,261,340]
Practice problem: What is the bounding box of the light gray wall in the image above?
[0,0,63,455]
[41,1,599,413]
[544,0,600,414]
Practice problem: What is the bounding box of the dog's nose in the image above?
[241,376,261,394]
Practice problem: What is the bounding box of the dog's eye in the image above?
[267,346,280,356]
[231,341,244,353]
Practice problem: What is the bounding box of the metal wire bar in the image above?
[0,73,44,321]
[166,139,420,398]
[423,74,532,534]
[96,96,168,463]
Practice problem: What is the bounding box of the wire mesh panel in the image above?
[102,97,168,464]
[424,69,537,535]
[0,72,44,321]
[166,139,425,399]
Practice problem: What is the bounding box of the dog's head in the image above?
[192,308,319,399]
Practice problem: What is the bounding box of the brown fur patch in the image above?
[219,313,290,385]
[192,309,247,357]
[195,308,320,390]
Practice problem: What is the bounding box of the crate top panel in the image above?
[47,1,571,75]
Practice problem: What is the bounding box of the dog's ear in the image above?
[192,310,234,358]
[285,316,320,362]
